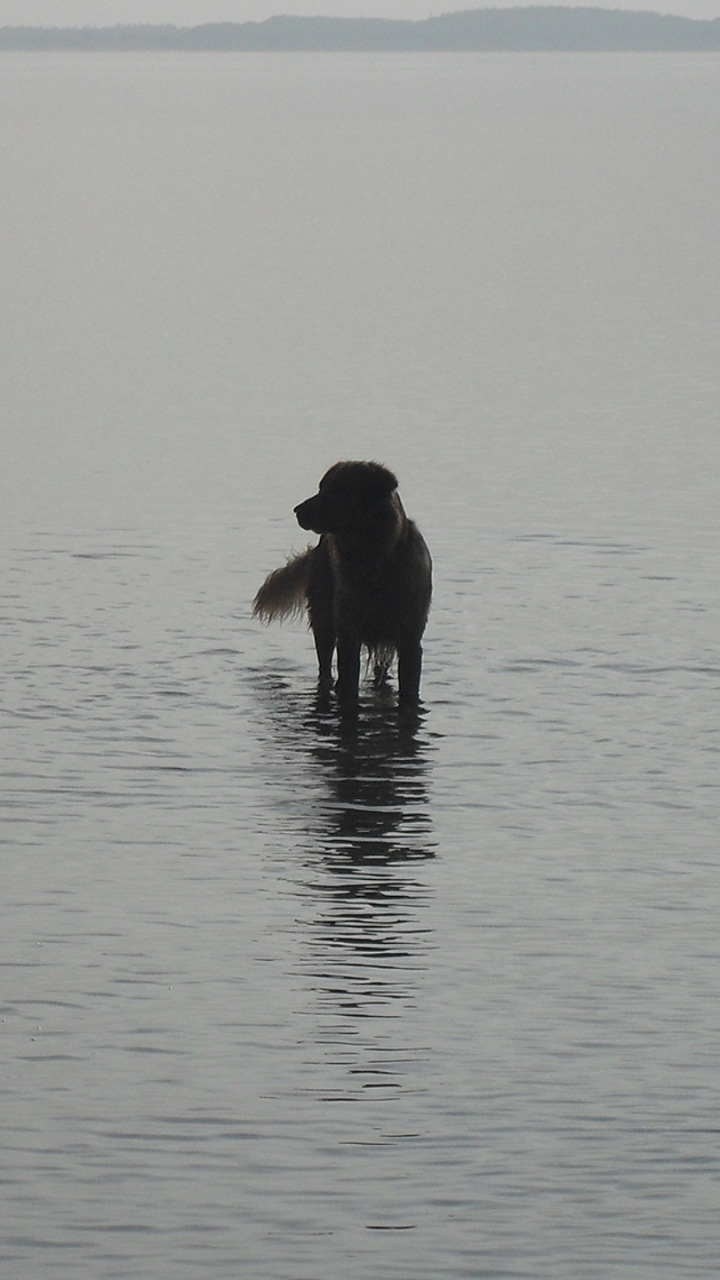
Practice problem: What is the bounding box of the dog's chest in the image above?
[331,555,400,635]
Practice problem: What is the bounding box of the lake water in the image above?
[1,50,720,1278]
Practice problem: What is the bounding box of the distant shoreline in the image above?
[2,7,720,53]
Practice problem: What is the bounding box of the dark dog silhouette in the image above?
[253,461,432,705]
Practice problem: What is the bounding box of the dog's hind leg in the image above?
[307,536,336,687]
[373,649,392,687]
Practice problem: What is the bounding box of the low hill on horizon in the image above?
[2,7,720,51]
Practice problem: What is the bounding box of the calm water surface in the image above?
[1,52,720,1278]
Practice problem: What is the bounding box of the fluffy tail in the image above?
[252,548,315,623]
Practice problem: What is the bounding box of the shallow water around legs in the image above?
[2,52,720,1278]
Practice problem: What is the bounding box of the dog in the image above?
[253,461,432,705]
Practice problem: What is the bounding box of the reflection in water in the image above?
[250,668,436,1062]
[307,690,436,866]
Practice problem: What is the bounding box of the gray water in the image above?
[2,51,720,1278]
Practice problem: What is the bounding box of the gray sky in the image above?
[2,0,719,28]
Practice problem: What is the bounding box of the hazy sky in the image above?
[2,0,719,28]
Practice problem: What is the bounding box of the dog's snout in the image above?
[294,498,315,531]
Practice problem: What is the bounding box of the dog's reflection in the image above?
[307,690,434,866]
[251,668,436,1017]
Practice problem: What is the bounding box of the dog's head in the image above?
[294,461,399,536]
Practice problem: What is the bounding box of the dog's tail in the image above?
[252,548,315,623]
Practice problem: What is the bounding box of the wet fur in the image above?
[253,461,432,705]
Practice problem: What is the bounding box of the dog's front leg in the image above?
[310,621,335,688]
[398,641,423,704]
[336,632,361,704]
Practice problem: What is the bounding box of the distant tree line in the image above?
[2,8,720,52]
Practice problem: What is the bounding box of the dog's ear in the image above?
[367,463,398,499]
